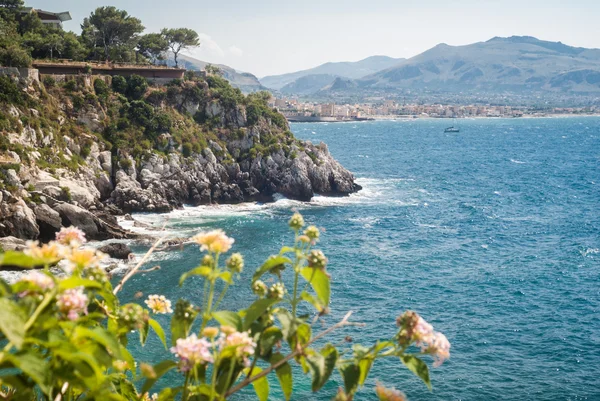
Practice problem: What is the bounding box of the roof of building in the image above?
[21,8,72,22]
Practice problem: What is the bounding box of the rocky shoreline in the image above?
[0,74,360,250]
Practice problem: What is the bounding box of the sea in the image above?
[118,117,600,401]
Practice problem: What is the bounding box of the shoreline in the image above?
[288,114,600,123]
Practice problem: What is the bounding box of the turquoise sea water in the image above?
[120,118,600,400]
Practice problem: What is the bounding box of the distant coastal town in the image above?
[271,97,600,122]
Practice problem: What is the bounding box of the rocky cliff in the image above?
[0,71,359,242]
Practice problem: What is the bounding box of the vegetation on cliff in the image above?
[0,216,450,400]
[0,1,199,66]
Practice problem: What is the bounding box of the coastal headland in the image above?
[0,66,360,246]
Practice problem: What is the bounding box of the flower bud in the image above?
[226,253,244,273]
[117,303,148,331]
[289,212,305,230]
[375,382,407,401]
[307,250,327,269]
[202,327,219,338]
[252,280,268,297]
[202,254,214,268]
[304,225,320,241]
[298,235,311,244]
[220,325,237,335]
[268,283,286,300]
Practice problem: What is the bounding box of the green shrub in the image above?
[60,186,72,201]
[62,79,78,92]
[0,215,450,400]
[0,44,32,68]
[112,75,127,94]
[0,75,24,104]
[42,75,56,88]
[93,78,109,96]
[182,142,193,157]
[126,74,149,100]
[119,157,132,169]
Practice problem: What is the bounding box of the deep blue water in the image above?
[121,118,600,400]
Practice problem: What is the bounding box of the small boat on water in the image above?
[444,126,460,133]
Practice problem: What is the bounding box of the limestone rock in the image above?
[34,204,62,242]
[0,198,39,240]
[0,236,27,251]
[98,243,132,259]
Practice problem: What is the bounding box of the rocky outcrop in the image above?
[53,203,137,241]
[98,243,132,259]
[34,204,62,242]
[0,196,39,240]
[0,76,360,242]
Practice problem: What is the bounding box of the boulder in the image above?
[0,236,27,251]
[0,198,39,240]
[98,243,132,259]
[34,204,62,242]
[53,202,140,241]
[53,203,100,239]
[58,178,99,208]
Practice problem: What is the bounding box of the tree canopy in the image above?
[81,6,144,62]
[0,3,200,68]
[137,32,168,64]
[162,27,200,67]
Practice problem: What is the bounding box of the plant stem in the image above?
[225,311,357,398]
[182,372,190,401]
[113,234,164,294]
[212,282,230,311]
[224,358,237,394]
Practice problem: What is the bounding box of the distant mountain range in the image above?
[177,54,266,93]
[260,55,405,92]
[258,37,600,99]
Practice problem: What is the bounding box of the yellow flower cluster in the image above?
[191,229,234,253]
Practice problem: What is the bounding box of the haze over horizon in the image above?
[27,0,600,77]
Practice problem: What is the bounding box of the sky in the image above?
[28,0,600,78]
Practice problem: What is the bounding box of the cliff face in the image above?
[0,72,359,241]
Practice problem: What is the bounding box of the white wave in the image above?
[581,248,600,257]
[510,159,526,164]
[116,176,425,233]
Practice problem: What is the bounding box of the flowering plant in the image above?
[0,214,450,400]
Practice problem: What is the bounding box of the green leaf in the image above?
[243,366,269,401]
[0,298,26,349]
[358,358,373,386]
[212,310,242,331]
[59,277,103,291]
[300,291,324,312]
[279,246,295,255]
[149,318,167,349]
[306,344,338,392]
[300,267,330,306]
[259,326,283,357]
[270,353,293,401]
[275,309,299,340]
[8,352,51,394]
[0,251,44,268]
[243,298,278,331]
[295,323,311,347]
[140,318,150,345]
[219,271,233,284]
[252,256,292,283]
[340,363,361,395]
[179,266,212,286]
[157,387,182,401]
[401,355,431,390]
[141,360,178,394]
[73,326,122,359]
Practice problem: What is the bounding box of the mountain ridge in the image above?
[260,55,405,90]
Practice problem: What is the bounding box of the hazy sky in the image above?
[28,0,600,77]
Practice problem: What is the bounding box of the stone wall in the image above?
[0,67,39,84]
